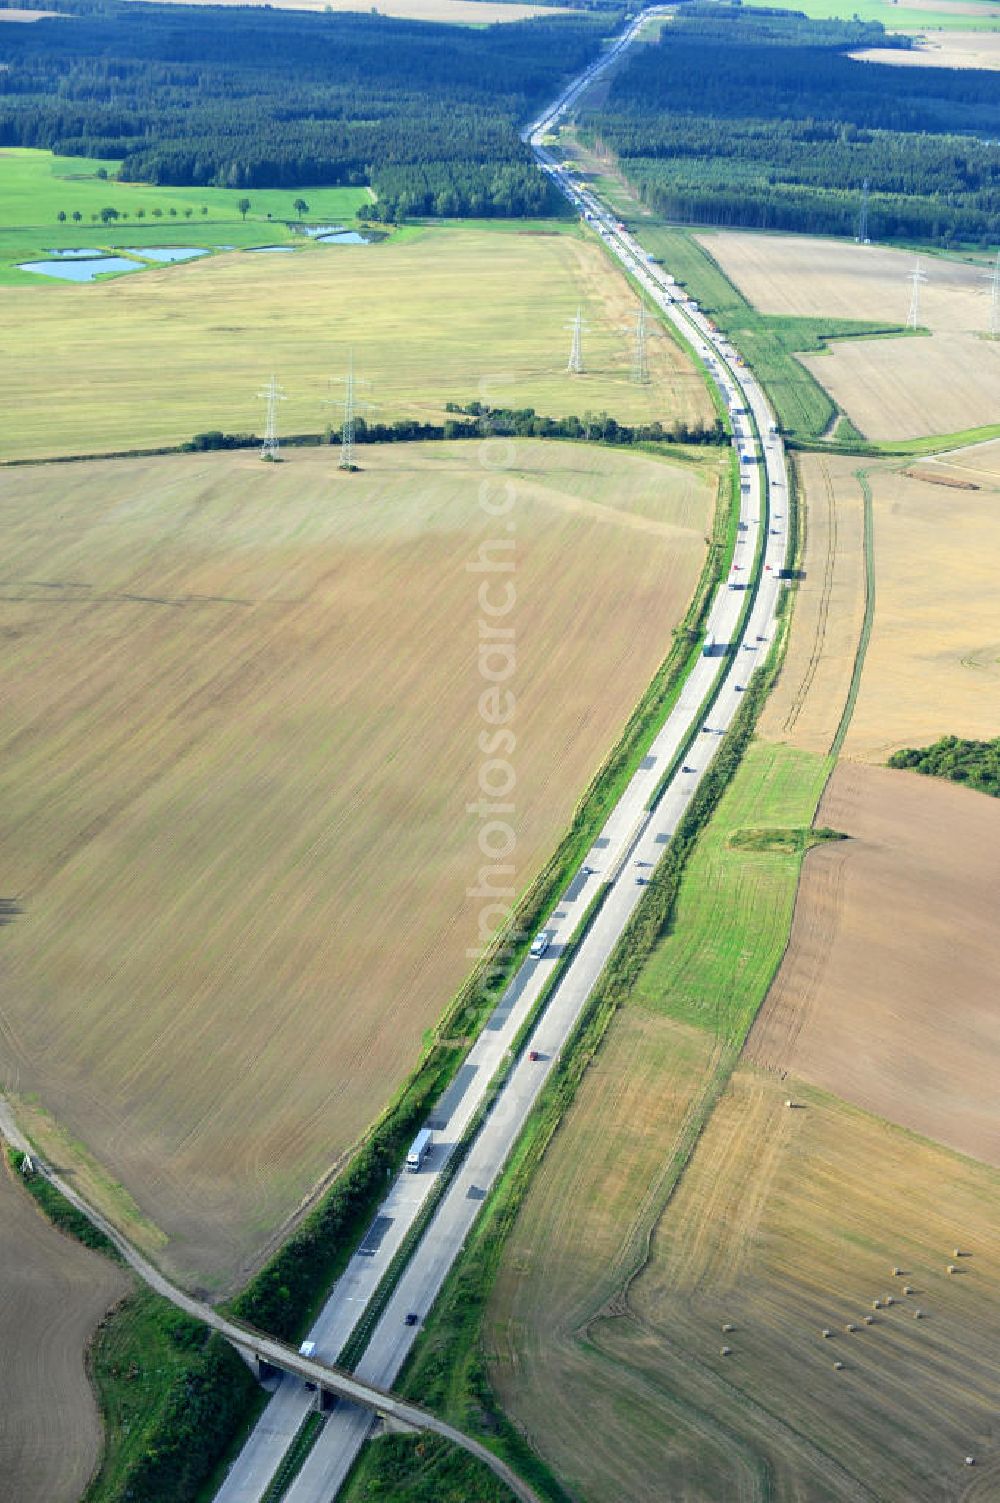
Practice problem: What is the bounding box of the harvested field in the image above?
[761,449,1000,759]
[126,0,574,17]
[844,457,1000,758]
[0,440,717,1285]
[0,224,710,461]
[748,760,1000,1167]
[698,231,1000,439]
[487,1009,720,1502]
[0,1161,129,1503]
[851,29,1000,66]
[760,455,866,754]
[917,434,1000,488]
[490,1057,1000,1501]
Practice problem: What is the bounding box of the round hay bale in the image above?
[720,1346,732,1357]
[903,1286,914,1296]
[892,1267,902,1277]
[872,1299,881,1309]
[821,1328,833,1338]
[833,1360,845,1371]
[721,1323,735,1333]
[947,1265,957,1275]
[914,1309,923,1319]
[885,1295,895,1306]
[864,1315,875,1325]
[845,1323,858,1333]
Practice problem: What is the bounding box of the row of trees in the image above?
[188,409,730,453]
[55,204,209,223]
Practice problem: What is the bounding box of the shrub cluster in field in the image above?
[889,734,1000,797]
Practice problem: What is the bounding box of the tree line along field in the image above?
[0,439,721,1286]
[0,222,712,461]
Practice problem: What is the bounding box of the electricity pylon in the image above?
[906,258,927,331]
[566,306,586,374]
[257,375,285,461]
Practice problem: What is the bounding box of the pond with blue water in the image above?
[122,246,210,263]
[20,256,143,282]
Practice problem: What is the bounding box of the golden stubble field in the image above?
[845,454,1000,758]
[123,0,575,16]
[749,761,1000,1167]
[759,454,866,754]
[698,231,1000,439]
[489,1045,1000,1502]
[0,439,717,1285]
[0,1162,128,1503]
[762,447,1000,760]
[1,226,711,462]
[851,29,1000,67]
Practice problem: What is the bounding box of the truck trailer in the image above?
[406,1129,433,1172]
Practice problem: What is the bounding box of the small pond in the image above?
[301,224,345,238]
[19,256,142,282]
[122,246,210,262]
[316,230,370,245]
[44,247,104,258]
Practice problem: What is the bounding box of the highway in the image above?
[0,1102,544,1503]
[216,12,790,1501]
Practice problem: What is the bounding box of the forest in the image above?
[582,7,1000,243]
[0,1,607,216]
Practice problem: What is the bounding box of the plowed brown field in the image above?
[0,1162,128,1503]
[0,439,716,1285]
[749,760,1000,1167]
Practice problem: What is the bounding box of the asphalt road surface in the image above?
[217,13,789,1502]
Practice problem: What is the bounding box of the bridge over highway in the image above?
[0,1099,542,1503]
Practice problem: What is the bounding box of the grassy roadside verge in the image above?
[339,631,795,1503]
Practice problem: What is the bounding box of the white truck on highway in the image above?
[406,1129,433,1172]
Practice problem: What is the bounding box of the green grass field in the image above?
[0,147,369,229]
[0,148,372,282]
[742,0,1000,30]
[632,741,833,1039]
